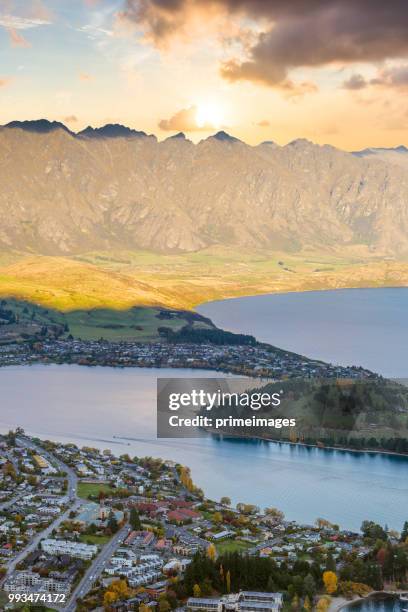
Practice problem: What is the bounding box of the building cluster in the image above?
[0,338,375,380]
[0,438,69,567]
[0,432,392,611]
[188,591,284,612]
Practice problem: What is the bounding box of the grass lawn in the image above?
[79,534,111,546]
[216,539,252,554]
[77,482,115,499]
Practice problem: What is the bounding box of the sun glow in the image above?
[196,102,224,129]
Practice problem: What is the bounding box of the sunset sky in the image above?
[1,0,408,149]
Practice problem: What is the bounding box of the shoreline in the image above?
[332,590,403,611]
[205,430,408,459]
[196,284,408,309]
[0,360,406,460]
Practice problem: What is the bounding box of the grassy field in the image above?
[0,247,408,341]
[79,533,111,545]
[77,482,115,499]
[215,539,253,554]
[0,298,212,343]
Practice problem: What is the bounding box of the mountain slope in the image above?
[1,121,408,256]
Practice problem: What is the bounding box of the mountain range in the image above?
[1,119,408,257]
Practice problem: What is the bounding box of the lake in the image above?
[197,288,408,378]
[343,595,404,612]
[1,363,407,532]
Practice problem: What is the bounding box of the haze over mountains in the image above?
[1,119,408,257]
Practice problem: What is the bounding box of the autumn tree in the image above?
[207,543,217,561]
[159,597,171,612]
[323,571,338,595]
[226,570,231,593]
[193,584,201,598]
[316,597,331,612]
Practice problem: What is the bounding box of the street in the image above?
[61,522,132,612]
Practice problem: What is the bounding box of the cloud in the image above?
[256,119,270,127]
[118,1,408,89]
[62,115,78,123]
[79,72,93,82]
[342,64,408,92]
[158,106,213,132]
[0,77,11,87]
[342,74,368,90]
[7,28,30,47]
[0,14,51,30]
[0,13,51,47]
[78,24,113,39]
[371,64,408,88]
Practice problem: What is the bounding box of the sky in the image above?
[1,0,408,149]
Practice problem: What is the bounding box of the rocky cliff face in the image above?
[1,120,408,256]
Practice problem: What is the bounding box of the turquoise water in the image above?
[344,595,404,611]
[1,364,407,531]
[197,288,408,377]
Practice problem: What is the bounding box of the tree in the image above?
[130,507,142,530]
[303,596,312,611]
[193,584,201,598]
[226,570,231,593]
[323,571,338,595]
[213,512,223,524]
[325,553,336,572]
[107,511,119,534]
[316,597,331,612]
[303,574,316,599]
[361,520,387,541]
[264,507,284,521]
[207,543,217,561]
[159,598,171,612]
[221,497,231,506]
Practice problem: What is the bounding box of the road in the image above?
[17,436,78,502]
[248,537,283,554]
[1,437,80,583]
[0,491,26,511]
[3,436,130,611]
[3,499,82,579]
[61,522,132,612]
[166,524,210,550]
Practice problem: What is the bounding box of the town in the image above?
[0,339,376,381]
[0,430,407,611]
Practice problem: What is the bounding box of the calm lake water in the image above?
[198,288,408,378]
[344,595,404,612]
[1,364,407,532]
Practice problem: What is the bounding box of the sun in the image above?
[196,102,223,129]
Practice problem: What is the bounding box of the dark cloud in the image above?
[371,65,408,88]
[342,74,367,90]
[119,1,408,88]
[158,106,213,131]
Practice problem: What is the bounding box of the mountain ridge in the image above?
[1,120,408,256]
